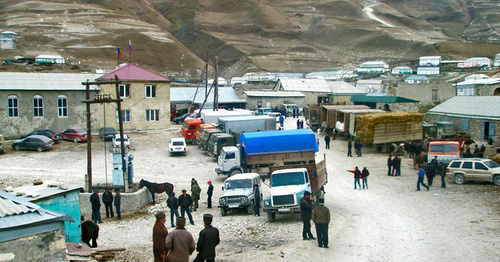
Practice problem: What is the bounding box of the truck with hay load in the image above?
[354,112,424,151]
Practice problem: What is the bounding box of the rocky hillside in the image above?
[0,0,498,77]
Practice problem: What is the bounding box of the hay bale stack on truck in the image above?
[215,129,327,222]
[354,112,424,151]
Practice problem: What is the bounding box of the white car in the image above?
[169,138,187,155]
[112,134,130,148]
[267,112,282,122]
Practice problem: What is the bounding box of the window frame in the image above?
[145,109,160,122]
[33,95,44,118]
[57,95,68,118]
[119,84,131,98]
[145,84,157,98]
[7,95,19,118]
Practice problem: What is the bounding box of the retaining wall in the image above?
[80,188,152,218]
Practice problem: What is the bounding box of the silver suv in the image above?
[447,158,500,186]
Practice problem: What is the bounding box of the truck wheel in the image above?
[230,169,242,177]
[455,174,466,185]
[220,208,227,216]
[267,211,276,222]
[493,175,500,186]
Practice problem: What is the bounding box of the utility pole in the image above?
[214,56,219,111]
[85,80,92,192]
[205,51,209,98]
[114,75,129,192]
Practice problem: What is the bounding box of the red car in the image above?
[60,128,88,143]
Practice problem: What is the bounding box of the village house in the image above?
[391,66,413,75]
[0,31,18,49]
[355,79,384,93]
[0,72,101,139]
[35,55,66,65]
[171,86,246,114]
[395,78,455,105]
[243,91,304,109]
[426,96,500,143]
[455,74,500,96]
[98,64,171,131]
[405,75,429,84]
[328,81,366,104]
[273,78,332,105]
[457,57,492,68]
[417,67,440,76]
[355,61,389,74]
[419,56,441,66]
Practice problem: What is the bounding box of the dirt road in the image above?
[0,118,498,261]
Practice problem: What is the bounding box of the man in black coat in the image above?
[167,192,180,228]
[347,138,353,157]
[90,190,102,223]
[387,155,393,176]
[179,189,195,225]
[114,189,121,220]
[207,181,214,208]
[425,163,436,186]
[253,184,261,216]
[102,188,114,218]
[300,191,315,240]
[324,134,331,149]
[194,214,220,262]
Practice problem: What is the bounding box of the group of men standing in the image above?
[417,156,447,191]
[353,167,370,190]
[347,139,363,157]
[300,191,331,248]
[89,188,122,224]
[387,155,402,176]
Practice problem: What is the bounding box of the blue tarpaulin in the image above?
[239,129,318,155]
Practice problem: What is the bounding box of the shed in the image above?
[0,190,73,261]
[13,183,83,242]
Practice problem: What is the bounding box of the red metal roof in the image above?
[99,64,170,82]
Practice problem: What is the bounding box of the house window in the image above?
[145,109,159,121]
[119,84,131,98]
[116,110,131,122]
[57,96,68,117]
[145,85,156,98]
[33,95,44,117]
[461,119,470,131]
[7,95,19,118]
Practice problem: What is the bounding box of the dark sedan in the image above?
[60,128,88,143]
[99,127,117,141]
[12,135,54,152]
[20,129,61,142]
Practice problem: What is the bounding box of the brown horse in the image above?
[139,179,174,204]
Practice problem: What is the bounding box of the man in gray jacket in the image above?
[312,198,330,248]
[165,217,196,262]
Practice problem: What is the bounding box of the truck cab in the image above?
[218,173,262,216]
[263,168,312,222]
[216,146,242,176]
[181,118,202,143]
[206,133,235,158]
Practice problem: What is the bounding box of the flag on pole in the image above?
[117,47,122,60]
[128,40,132,52]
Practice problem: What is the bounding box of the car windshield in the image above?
[115,137,128,142]
[182,122,190,129]
[172,141,184,146]
[271,172,305,187]
[225,179,252,190]
[429,144,458,153]
[484,160,500,168]
[75,129,86,134]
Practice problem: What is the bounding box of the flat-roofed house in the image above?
[419,56,441,66]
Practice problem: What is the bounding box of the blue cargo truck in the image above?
[215,129,327,222]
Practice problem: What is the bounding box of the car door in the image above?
[474,162,491,182]
[63,129,74,140]
[24,137,37,150]
[461,161,474,180]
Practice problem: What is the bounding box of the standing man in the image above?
[279,115,284,129]
[430,156,438,167]
[425,162,435,186]
[179,189,195,225]
[102,188,114,219]
[417,167,430,191]
[194,214,220,262]
[324,133,331,149]
[114,189,121,220]
[152,211,168,262]
[253,184,261,216]
[362,167,369,189]
[354,167,362,190]
[347,138,353,157]
[207,181,214,209]
[191,180,201,212]
[356,141,363,157]
[387,155,393,176]
[90,190,102,224]
[167,192,180,228]
[300,191,315,240]
[165,217,196,262]
[393,155,401,176]
[296,119,300,129]
[438,162,447,188]
[312,198,330,248]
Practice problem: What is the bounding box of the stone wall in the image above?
[0,228,66,262]
[79,188,152,218]
[394,81,456,105]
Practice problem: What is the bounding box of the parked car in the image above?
[60,128,87,143]
[112,134,130,148]
[219,173,262,216]
[168,138,187,155]
[11,135,54,152]
[267,112,283,122]
[447,158,500,186]
[172,113,196,124]
[20,129,61,142]
[0,134,4,153]
[98,127,117,141]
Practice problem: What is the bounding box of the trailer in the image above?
[200,109,253,124]
[217,116,276,134]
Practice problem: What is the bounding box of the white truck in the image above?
[218,173,262,216]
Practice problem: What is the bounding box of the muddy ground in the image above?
[0,117,499,262]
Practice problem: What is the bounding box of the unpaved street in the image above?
[0,117,499,262]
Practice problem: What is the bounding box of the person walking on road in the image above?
[312,198,330,248]
[114,189,121,220]
[296,119,300,129]
[387,155,393,176]
[152,211,168,262]
[165,217,196,262]
[354,167,362,190]
[102,188,114,218]
[207,181,214,209]
[90,190,102,223]
[362,167,370,189]
[179,189,195,225]
[279,115,284,128]
[300,191,316,240]
[167,192,180,228]
[253,184,261,216]
[425,162,435,186]
[324,133,331,149]
[191,180,201,212]
[193,214,220,262]
[417,167,430,191]
[347,138,353,157]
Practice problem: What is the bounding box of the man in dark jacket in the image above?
[387,155,393,176]
[191,181,201,211]
[114,189,121,220]
[347,138,353,157]
[300,191,315,240]
[425,162,436,186]
[312,198,330,248]
[90,190,102,223]
[253,184,261,216]
[207,181,214,209]
[152,211,168,262]
[354,167,361,190]
[392,155,401,176]
[167,192,180,228]
[179,189,195,225]
[102,188,114,218]
[362,167,370,189]
[194,214,220,262]
[324,133,331,149]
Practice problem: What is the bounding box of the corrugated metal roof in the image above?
[171,87,246,104]
[13,184,83,202]
[0,72,102,91]
[278,78,331,92]
[244,91,305,97]
[328,81,366,95]
[456,78,500,86]
[350,95,419,103]
[427,96,500,120]
[0,193,35,217]
[99,64,170,82]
